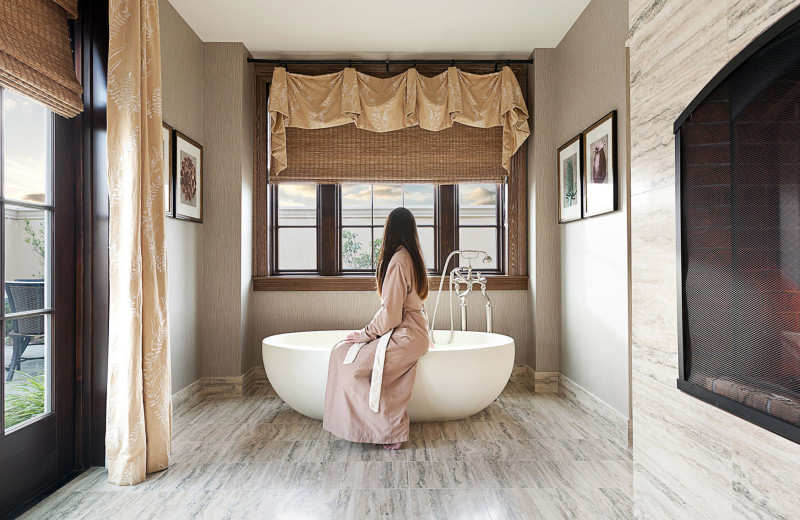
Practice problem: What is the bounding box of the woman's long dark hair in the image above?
[376,207,429,300]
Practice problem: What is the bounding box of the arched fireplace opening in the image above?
[676,5,800,443]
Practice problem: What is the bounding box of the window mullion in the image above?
[437,185,456,274]
[318,184,338,275]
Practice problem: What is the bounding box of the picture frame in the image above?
[557,134,583,223]
[174,130,203,223]
[161,122,174,217]
[582,110,618,218]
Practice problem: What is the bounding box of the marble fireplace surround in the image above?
[630,0,800,517]
[675,5,800,444]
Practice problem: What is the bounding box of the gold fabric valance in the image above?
[0,0,83,118]
[268,66,529,183]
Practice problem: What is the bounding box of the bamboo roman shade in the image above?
[0,0,83,118]
[268,66,529,184]
[283,125,505,184]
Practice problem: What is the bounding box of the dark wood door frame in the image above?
[75,0,109,470]
[1,2,110,516]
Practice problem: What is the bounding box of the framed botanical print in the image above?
[161,122,174,217]
[174,130,203,223]
[557,134,583,223]
[582,111,618,218]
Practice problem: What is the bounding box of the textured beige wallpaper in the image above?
[528,49,561,373]
[200,43,254,377]
[629,0,800,516]
[159,0,204,392]
[554,0,630,418]
[250,290,530,369]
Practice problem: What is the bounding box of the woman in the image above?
[323,207,430,450]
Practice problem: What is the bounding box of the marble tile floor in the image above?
[20,378,633,519]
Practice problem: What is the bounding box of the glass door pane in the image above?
[1,88,53,432]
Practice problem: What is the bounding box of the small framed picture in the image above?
[174,131,203,223]
[161,122,174,217]
[582,111,618,218]
[557,134,583,223]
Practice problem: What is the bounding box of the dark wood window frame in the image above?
[269,183,506,278]
[252,63,529,291]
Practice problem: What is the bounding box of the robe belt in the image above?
[341,328,395,413]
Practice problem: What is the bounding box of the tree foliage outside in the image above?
[343,230,382,269]
[23,217,45,277]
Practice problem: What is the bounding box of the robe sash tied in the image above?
[341,328,395,413]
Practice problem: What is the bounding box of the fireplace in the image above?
[675,5,800,443]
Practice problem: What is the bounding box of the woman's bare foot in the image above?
[383,442,402,450]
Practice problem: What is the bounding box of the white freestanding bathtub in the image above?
[262,330,515,422]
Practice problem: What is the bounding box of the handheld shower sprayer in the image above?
[428,250,493,344]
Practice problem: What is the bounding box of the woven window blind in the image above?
[277,124,505,185]
[0,0,83,118]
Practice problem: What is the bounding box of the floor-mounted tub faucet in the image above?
[429,250,493,344]
[450,263,492,334]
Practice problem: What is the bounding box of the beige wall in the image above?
[251,290,530,371]
[159,0,204,392]
[629,0,800,516]
[201,42,254,377]
[554,0,630,418]
[527,48,561,373]
[161,3,255,387]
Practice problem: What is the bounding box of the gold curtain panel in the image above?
[105,0,171,485]
[269,66,529,183]
[0,0,83,118]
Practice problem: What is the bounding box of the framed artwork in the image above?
[582,110,618,218]
[557,134,583,223]
[161,122,174,217]
[174,130,203,223]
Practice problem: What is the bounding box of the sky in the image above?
[278,183,496,210]
[3,90,49,204]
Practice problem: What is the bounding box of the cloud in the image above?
[5,157,46,202]
[464,187,496,206]
[280,184,316,198]
[343,185,371,203]
[373,185,402,202]
[404,187,433,204]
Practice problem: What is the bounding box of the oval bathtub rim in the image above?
[262,330,515,352]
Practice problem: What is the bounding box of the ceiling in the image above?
[168,0,591,59]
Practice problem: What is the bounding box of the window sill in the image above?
[252,275,529,291]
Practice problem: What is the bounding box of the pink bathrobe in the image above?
[323,246,430,444]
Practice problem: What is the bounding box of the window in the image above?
[253,65,529,287]
[341,184,435,271]
[272,184,318,272]
[268,182,505,276]
[458,183,503,270]
[1,88,54,430]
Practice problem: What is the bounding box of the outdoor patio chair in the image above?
[5,281,45,382]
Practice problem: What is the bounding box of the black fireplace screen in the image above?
[676,6,800,443]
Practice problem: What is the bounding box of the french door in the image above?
[0,87,79,515]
